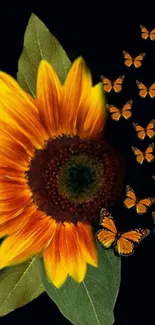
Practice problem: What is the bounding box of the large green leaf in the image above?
[0,256,44,317]
[17,13,71,96]
[38,242,121,325]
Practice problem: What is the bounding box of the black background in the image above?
[0,5,155,325]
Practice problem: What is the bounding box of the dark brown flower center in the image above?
[26,135,124,224]
[57,153,104,204]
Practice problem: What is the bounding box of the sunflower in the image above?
[0,57,123,288]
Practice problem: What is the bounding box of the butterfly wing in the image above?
[121,100,133,119]
[133,122,145,140]
[123,51,133,67]
[149,83,155,98]
[150,28,155,40]
[101,76,112,92]
[116,237,134,256]
[136,197,155,214]
[134,53,146,68]
[136,80,147,98]
[146,119,155,138]
[113,75,125,93]
[106,104,121,121]
[131,146,145,164]
[145,143,154,162]
[116,229,150,256]
[121,229,150,242]
[96,208,117,248]
[99,208,116,228]
[97,229,116,248]
[140,25,149,40]
[124,185,136,209]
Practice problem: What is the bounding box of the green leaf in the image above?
[0,256,44,317]
[38,242,121,325]
[17,13,71,96]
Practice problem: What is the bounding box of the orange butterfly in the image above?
[96,208,150,256]
[101,75,125,93]
[124,185,155,214]
[133,120,155,140]
[131,143,154,164]
[136,80,155,98]
[106,100,133,121]
[140,25,155,40]
[123,51,146,68]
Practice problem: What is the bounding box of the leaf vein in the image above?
[1,257,37,307]
[35,20,43,59]
[81,281,101,325]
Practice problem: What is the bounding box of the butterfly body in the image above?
[136,80,155,98]
[133,120,155,140]
[124,185,155,214]
[106,100,133,121]
[101,75,125,93]
[140,25,155,40]
[111,231,131,255]
[96,208,150,256]
[131,143,154,164]
[123,51,145,68]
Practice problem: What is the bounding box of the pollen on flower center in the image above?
[26,135,123,224]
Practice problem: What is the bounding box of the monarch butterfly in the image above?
[101,75,125,93]
[131,143,154,164]
[96,208,150,256]
[123,51,146,68]
[140,25,155,40]
[106,100,133,121]
[133,120,155,140]
[136,80,155,98]
[123,185,155,214]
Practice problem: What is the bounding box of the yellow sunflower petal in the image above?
[76,222,98,267]
[0,216,26,238]
[0,141,31,170]
[0,188,32,212]
[0,185,30,201]
[0,213,56,269]
[0,206,25,226]
[0,72,47,150]
[0,156,27,171]
[76,82,107,139]
[0,71,37,104]
[0,120,34,157]
[37,60,62,137]
[59,222,94,276]
[0,96,44,149]
[58,222,74,275]
[62,56,92,134]
[0,136,32,168]
[0,204,36,237]
[0,169,27,186]
[62,222,87,283]
[43,223,68,288]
